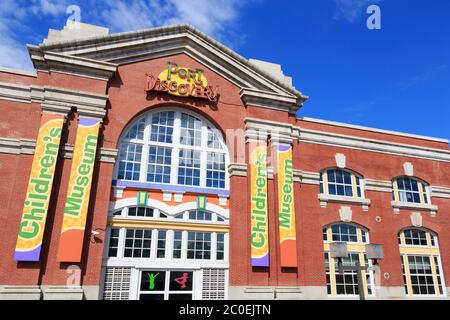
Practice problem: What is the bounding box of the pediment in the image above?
[27,24,307,112]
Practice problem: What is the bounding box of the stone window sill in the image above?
[318,194,371,211]
[391,201,438,216]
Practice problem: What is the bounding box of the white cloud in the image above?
[95,0,248,43]
[0,0,252,70]
[0,0,34,70]
[333,0,382,23]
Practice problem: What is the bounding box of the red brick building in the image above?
[0,23,449,300]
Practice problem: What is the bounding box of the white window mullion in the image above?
[118,227,126,259]
[211,232,217,261]
[171,112,181,185]
[150,229,158,260]
[200,123,208,188]
[140,114,152,182]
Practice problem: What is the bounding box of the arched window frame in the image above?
[392,176,431,205]
[320,168,365,199]
[323,223,375,297]
[398,227,445,296]
[114,107,230,191]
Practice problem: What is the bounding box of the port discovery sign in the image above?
[145,62,219,102]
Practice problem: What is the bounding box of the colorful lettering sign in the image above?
[57,118,100,262]
[137,191,148,207]
[250,144,269,267]
[276,144,297,267]
[145,62,219,102]
[14,114,64,261]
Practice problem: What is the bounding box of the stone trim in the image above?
[0,137,118,163]
[318,194,371,211]
[245,117,299,145]
[0,285,42,300]
[430,186,450,199]
[42,286,84,300]
[228,163,247,177]
[391,201,438,216]
[27,48,117,80]
[240,87,305,114]
[299,116,449,144]
[36,24,306,103]
[299,128,450,163]
[0,137,36,155]
[294,170,320,185]
[0,82,109,120]
[365,179,392,193]
[0,66,37,77]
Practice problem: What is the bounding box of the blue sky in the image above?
[1,0,449,140]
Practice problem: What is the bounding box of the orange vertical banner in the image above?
[276,144,297,267]
[57,118,100,262]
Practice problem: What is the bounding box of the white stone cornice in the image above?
[299,128,450,163]
[294,170,320,185]
[245,117,298,145]
[0,137,117,163]
[391,201,438,216]
[0,82,32,103]
[0,82,108,120]
[318,194,371,211]
[0,137,36,155]
[228,163,247,177]
[240,88,304,114]
[27,48,117,80]
[430,186,450,199]
[365,179,392,193]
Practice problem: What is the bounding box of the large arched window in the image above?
[323,223,374,297]
[116,109,228,190]
[392,176,430,204]
[320,168,363,198]
[398,228,445,296]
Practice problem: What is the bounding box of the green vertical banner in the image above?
[197,195,207,210]
[137,191,148,207]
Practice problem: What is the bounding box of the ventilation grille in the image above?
[202,268,226,299]
[102,267,131,300]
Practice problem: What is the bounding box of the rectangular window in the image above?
[157,230,167,258]
[180,113,202,147]
[334,253,366,295]
[150,111,174,143]
[216,233,225,260]
[124,229,152,258]
[117,143,142,181]
[108,228,120,257]
[324,252,332,295]
[128,207,154,218]
[206,152,226,188]
[147,146,172,183]
[178,149,201,186]
[173,231,182,259]
[407,255,435,295]
[139,270,193,300]
[187,231,211,260]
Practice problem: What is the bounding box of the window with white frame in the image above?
[320,168,362,198]
[323,223,374,297]
[138,270,194,300]
[116,109,228,190]
[398,228,445,296]
[392,177,430,204]
[107,227,227,262]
